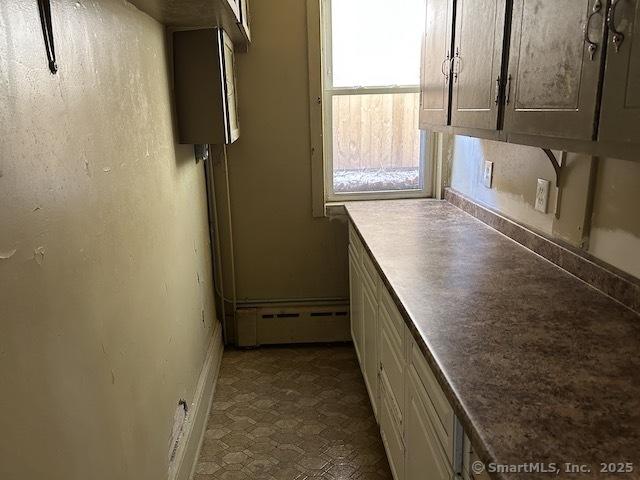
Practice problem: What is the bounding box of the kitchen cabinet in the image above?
[405,365,452,480]
[173,28,240,145]
[350,224,379,417]
[380,372,406,480]
[418,0,640,161]
[226,0,241,20]
[363,280,379,418]
[379,293,405,421]
[598,0,640,144]
[419,0,455,127]
[450,0,507,130]
[239,0,251,42]
[128,0,250,48]
[348,220,462,480]
[503,0,605,140]
[348,248,364,365]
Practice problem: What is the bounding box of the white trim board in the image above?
[169,322,224,480]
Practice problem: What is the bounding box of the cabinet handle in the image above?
[494,76,501,104]
[607,0,625,52]
[584,0,602,60]
[453,47,461,83]
[505,74,512,105]
[441,52,451,83]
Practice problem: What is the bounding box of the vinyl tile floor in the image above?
[194,344,392,480]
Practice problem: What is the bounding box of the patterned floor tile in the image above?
[197,344,391,479]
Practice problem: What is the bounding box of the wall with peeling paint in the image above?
[450,136,640,279]
[0,1,217,479]
[226,0,349,304]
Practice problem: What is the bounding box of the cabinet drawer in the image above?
[409,338,454,461]
[380,377,405,480]
[380,315,404,420]
[348,223,363,261]
[380,287,405,344]
[405,367,453,480]
[361,251,379,294]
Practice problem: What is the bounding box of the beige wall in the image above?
[0,1,216,479]
[589,157,640,277]
[449,136,640,278]
[227,0,348,303]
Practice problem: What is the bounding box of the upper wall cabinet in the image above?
[419,0,640,161]
[239,0,251,42]
[598,0,640,144]
[450,0,507,130]
[128,0,251,48]
[503,0,605,140]
[420,0,455,127]
[174,28,240,145]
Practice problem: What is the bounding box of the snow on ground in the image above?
[333,167,420,193]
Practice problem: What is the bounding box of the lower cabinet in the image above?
[380,374,405,480]
[349,221,463,480]
[363,282,379,417]
[348,248,364,364]
[405,365,453,480]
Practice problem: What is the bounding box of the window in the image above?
[322,0,430,201]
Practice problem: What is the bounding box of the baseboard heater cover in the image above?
[236,303,350,347]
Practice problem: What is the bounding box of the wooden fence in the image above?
[331,92,420,171]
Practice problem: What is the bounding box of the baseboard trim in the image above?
[169,322,224,480]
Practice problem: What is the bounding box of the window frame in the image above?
[321,0,433,202]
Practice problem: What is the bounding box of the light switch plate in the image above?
[535,178,550,213]
[483,161,493,188]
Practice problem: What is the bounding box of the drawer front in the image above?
[380,377,405,480]
[361,251,379,294]
[380,316,404,420]
[380,287,406,343]
[409,338,454,461]
[405,368,453,480]
[348,251,364,365]
[362,283,379,419]
[348,222,363,261]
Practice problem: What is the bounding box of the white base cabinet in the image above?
[348,221,460,480]
[405,365,453,480]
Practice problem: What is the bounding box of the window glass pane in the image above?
[332,93,424,193]
[331,0,425,87]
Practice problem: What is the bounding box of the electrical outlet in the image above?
[535,178,550,213]
[483,161,493,188]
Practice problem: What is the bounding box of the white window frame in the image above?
[321,0,433,202]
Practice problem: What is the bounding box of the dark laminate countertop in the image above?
[344,199,640,480]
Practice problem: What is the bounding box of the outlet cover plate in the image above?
[483,161,493,188]
[535,178,550,213]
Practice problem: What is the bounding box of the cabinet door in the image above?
[226,0,241,20]
[405,368,452,480]
[450,0,507,130]
[598,0,640,144]
[221,31,240,144]
[419,0,455,128]
[363,284,379,418]
[503,0,606,140]
[380,376,405,480]
[349,252,364,365]
[239,0,251,42]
